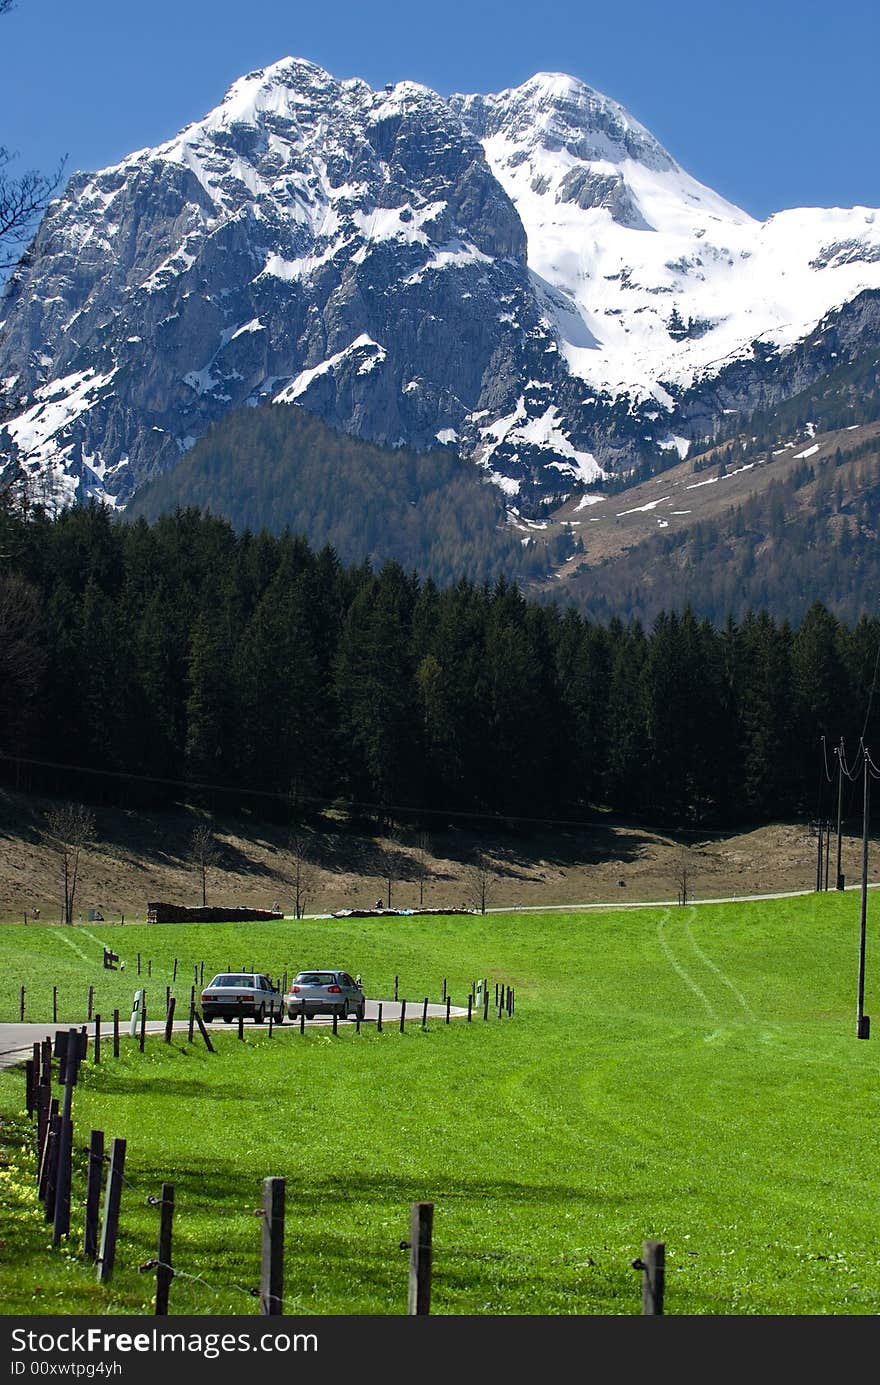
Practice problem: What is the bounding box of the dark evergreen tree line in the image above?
[2,499,879,830]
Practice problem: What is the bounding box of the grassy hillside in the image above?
[1,892,878,1315]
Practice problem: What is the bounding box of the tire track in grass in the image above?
[76,928,106,949]
[53,930,94,965]
[683,908,756,1021]
[656,909,718,1022]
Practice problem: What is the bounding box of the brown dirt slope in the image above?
[1,790,876,924]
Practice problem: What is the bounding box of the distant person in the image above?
[375,898,383,910]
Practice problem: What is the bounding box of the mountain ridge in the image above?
[2,56,880,516]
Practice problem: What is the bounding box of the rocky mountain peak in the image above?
[452,71,675,175]
[2,58,880,520]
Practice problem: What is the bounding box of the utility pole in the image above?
[824,819,831,891]
[857,745,870,1040]
[836,739,845,890]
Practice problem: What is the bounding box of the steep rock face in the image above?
[2,59,880,515]
[0,59,577,509]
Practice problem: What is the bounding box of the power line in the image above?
[0,750,670,835]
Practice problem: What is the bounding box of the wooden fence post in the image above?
[332,1010,338,1036]
[38,1097,58,1199]
[43,1111,61,1220]
[87,985,94,1022]
[421,997,428,1030]
[188,990,195,1044]
[139,1000,147,1053]
[482,988,489,1021]
[238,998,245,1041]
[634,1240,665,1315]
[172,958,178,983]
[137,953,141,975]
[377,1002,383,1033]
[200,961,204,986]
[25,1059,35,1115]
[399,999,407,1033]
[19,985,25,1021]
[56,1029,69,1085]
[260,1177,286,1316]
[147,959,151,978]
[93,1016,101,1064]
[52,1112,73,1245]
[194,1009,215,1052]
[83,1129,104,1260]
[407,1201,434,1315]
[164,995,176,1043]
[466,995,472,1023]
[113,1009,120,1058]
[35,1085,51,1166]
[97,1137,126,1283]
[441,978,447,1002]
[52,1028,81,1245]
[445,996,451,1025]
[155,1183,175,1315]
[394,975,399,1002]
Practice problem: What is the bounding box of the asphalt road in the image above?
[0,999,470,1071]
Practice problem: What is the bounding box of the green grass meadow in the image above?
[0,893,878,1315]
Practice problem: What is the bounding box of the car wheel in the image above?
[203,1015,213,1024]
[254,1005,265,1025]
[275,1007,284,1025]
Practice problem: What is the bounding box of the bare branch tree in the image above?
[288,832,320,919]
[413,831,433,910]
[377,833,411,910]
[461,850,496,916]
[674,846,696,907]
[189,821,219,907]
[44,803,96,924]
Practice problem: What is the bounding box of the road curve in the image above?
[0,1000,470,1072]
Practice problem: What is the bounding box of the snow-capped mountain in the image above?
[1,57,879,513]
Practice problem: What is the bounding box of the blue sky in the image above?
[2,0,879,220]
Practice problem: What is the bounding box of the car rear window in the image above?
[208,975,254,987]
[295,972,336,985]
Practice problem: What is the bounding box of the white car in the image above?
[286,970,365,1021]
[200,973,285,1024]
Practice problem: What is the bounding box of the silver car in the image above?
[286,969,365,1021]
[200,973,285,1024]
